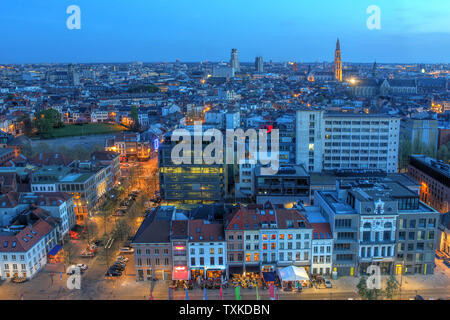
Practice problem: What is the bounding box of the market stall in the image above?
[277,266,310,291]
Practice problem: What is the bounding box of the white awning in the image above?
[277,266,310,282]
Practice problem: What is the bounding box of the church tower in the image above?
[334,38,342,82]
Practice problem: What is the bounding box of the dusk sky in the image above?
[1,0,449,64]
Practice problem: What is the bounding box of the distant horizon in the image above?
[2,59,450,66]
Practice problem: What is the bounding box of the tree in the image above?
[35,142,53,154]
[21,142,34,158]
[98,200,115,236]
[35,109,64,137]
[437,144,450,164]
[356,277,384,300]
[84,220,98,244]
[356,277,369,299]
[71,145,90,160]
[61,240,77,267]
[113,219,132,242]
[384,276,399,300]
[130,106,140,132]
[19,115,34,136]
[398,137,412,171]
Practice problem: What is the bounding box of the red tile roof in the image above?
[0,218,55,252]
[311,223,333,239]
[188,220,224,242]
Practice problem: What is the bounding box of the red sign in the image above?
[173,266,189,280]
[174,246,185,251]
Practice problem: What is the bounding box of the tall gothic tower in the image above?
[334,38,342,82]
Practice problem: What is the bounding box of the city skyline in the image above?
[1,0,449,64]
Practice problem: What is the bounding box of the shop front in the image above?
[206,268,225,280]
[360,260,393,275]
[228,265,244,276]
[190,268,205,281]
[47,245,63,263]
[277,266,311,292]
[262,264,276,272]
[171,265,190,289]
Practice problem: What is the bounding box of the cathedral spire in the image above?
[334,38,342,82]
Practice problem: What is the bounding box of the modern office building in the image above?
[230,49,240,72]
[254,165,310,206]
[255,56,264,73]
[314,179,439,276]
[408,155,449,213]
[296,109,400,173]
[401,117,439,154]
[158,129,227,204]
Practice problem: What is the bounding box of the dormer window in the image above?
[3,241,8,248]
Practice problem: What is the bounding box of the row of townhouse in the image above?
[314,179,440,276]
[132,203,335,282]
[29,151,120,224]
[132,206,228,281]
[133,182,440,281]
[225,202,331,275]
[0,191,76,239]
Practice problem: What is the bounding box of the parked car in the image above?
[114,210,125,217]
[324,279,332,288]
[93,240,104,247]
[112,265,125,272]
[77,264,88,271]
[105,271,121,277]
[444,259,450,268]
[81,251,95,258]
[120,247,134,254]
[116,256,129,263]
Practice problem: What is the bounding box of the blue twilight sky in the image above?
[0,0,449,64]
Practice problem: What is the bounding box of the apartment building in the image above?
[296,109,400,173]
[158,130,226,204]
[254,165,310,206]
[0,209,58,280]
[408,155,449,213]
[187,219,226,279]
[132,210,172,281]
[225,203,313,274]
[311,223,333,276]
[315,179,439,276]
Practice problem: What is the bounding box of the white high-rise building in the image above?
[255,56,263,73]
[230,48,240,72]
[296,110,400,173]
